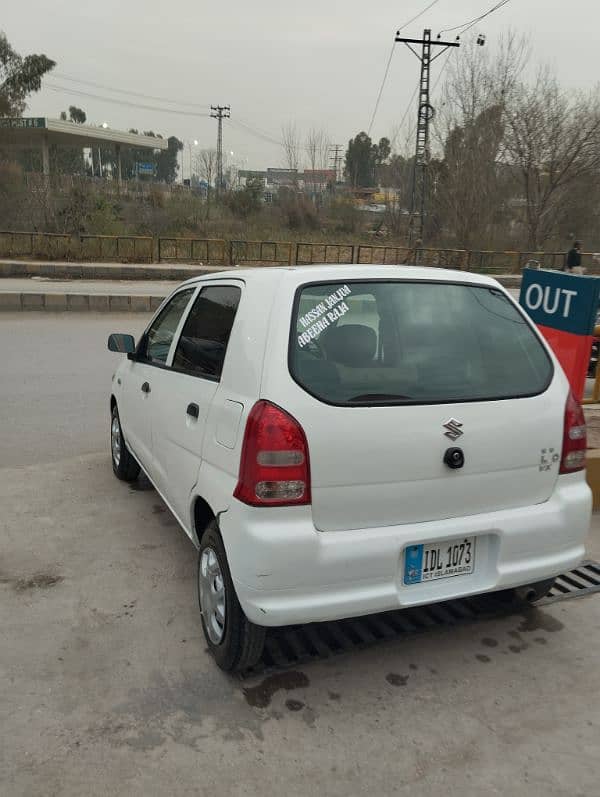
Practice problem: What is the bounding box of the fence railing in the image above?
[295,242,356,265]
[79,234,153,263]
[229,240,293,266]
[0,230,152,262]
[357,244,411,265]
[1,229,596,273]
[158,237,227,264]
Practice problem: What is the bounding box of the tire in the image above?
[198,520,266,672]
[111,404,140,482]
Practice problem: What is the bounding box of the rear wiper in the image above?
[348,393,413,402]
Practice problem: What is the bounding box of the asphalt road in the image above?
[2,312,600,797]
[0,312,150,466]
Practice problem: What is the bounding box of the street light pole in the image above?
[186,139,199,185]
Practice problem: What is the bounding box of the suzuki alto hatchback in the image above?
[108,266,592,671]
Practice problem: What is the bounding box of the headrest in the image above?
[322,324,377,367]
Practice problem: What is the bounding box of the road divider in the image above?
[0,292,164,312]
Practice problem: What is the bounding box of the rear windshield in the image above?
[289,281,552,405]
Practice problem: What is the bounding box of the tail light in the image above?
[560,391,586,474]
[234,401,311,506]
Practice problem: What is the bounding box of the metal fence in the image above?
[0,230,153,262]
[295,242,355,265]
[158,237,227,264]
[2,229,596,273]
[0,231,70,260]
[79,234,153,263]
[357,244,411,265]
[229,240,292,266]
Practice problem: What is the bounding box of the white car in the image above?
[108,265,592,671]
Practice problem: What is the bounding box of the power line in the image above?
[52,73,207,108]
[390,83,420,151]
[367,44,395,136]
[44,82,211,117]
[400,0,445,31]
[231,118,282,147]
[366,0,445,136]
[438,0,512,36]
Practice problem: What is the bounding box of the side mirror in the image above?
[108,333,136,354]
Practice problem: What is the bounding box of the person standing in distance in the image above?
[565,241,583,274]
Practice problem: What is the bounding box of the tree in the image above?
[197,148,218,216]
[197,148,217,189]
[282,122,301,172]
[305,127,331,199]
[68,105,86,124]
[344,132,374,187]
[504,69,600,249]
[156,135,182,183]
[0,31,55,116]
[434,105,506,248]
[373,137,391,167]
[432,33,529,247]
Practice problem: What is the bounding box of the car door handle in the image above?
[187,403,199,419]
[141,382,151,394]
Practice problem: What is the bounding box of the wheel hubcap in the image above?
[111,416,121,467]
[199,547,226,644]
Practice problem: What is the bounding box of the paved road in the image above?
[1,313,600,797]
[0,312,149,466]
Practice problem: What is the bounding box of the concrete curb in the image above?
[0,260,523,288]
[0,293,164,312]
[0,260,228,281]
[587,450,600,509]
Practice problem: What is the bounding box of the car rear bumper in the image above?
[221,474,592,627]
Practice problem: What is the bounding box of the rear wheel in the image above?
[198,520,265,672]
[111,405,140,482]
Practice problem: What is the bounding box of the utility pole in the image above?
[210,105,230,196]
[395,28,460,244]
[330,144,343,185]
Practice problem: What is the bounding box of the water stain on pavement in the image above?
[481,638,498,648]
[518,608,564,633]
[386,673,409,686]
[243,671,310,709]
[14,572,63,591]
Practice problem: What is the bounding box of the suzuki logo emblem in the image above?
[443,418,463,441]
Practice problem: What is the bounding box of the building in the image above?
[0,117,167,182]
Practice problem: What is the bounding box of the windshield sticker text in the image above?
[297,285,352,348]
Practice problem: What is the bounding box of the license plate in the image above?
[403,537,476,585]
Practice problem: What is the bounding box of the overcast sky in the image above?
[4,0,597,172]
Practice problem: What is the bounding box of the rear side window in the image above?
[289,281,552,405]
[173,285,241,379]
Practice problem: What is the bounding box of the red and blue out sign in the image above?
[520,269,600,400]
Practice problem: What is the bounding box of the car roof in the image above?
[179,264,501,289]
